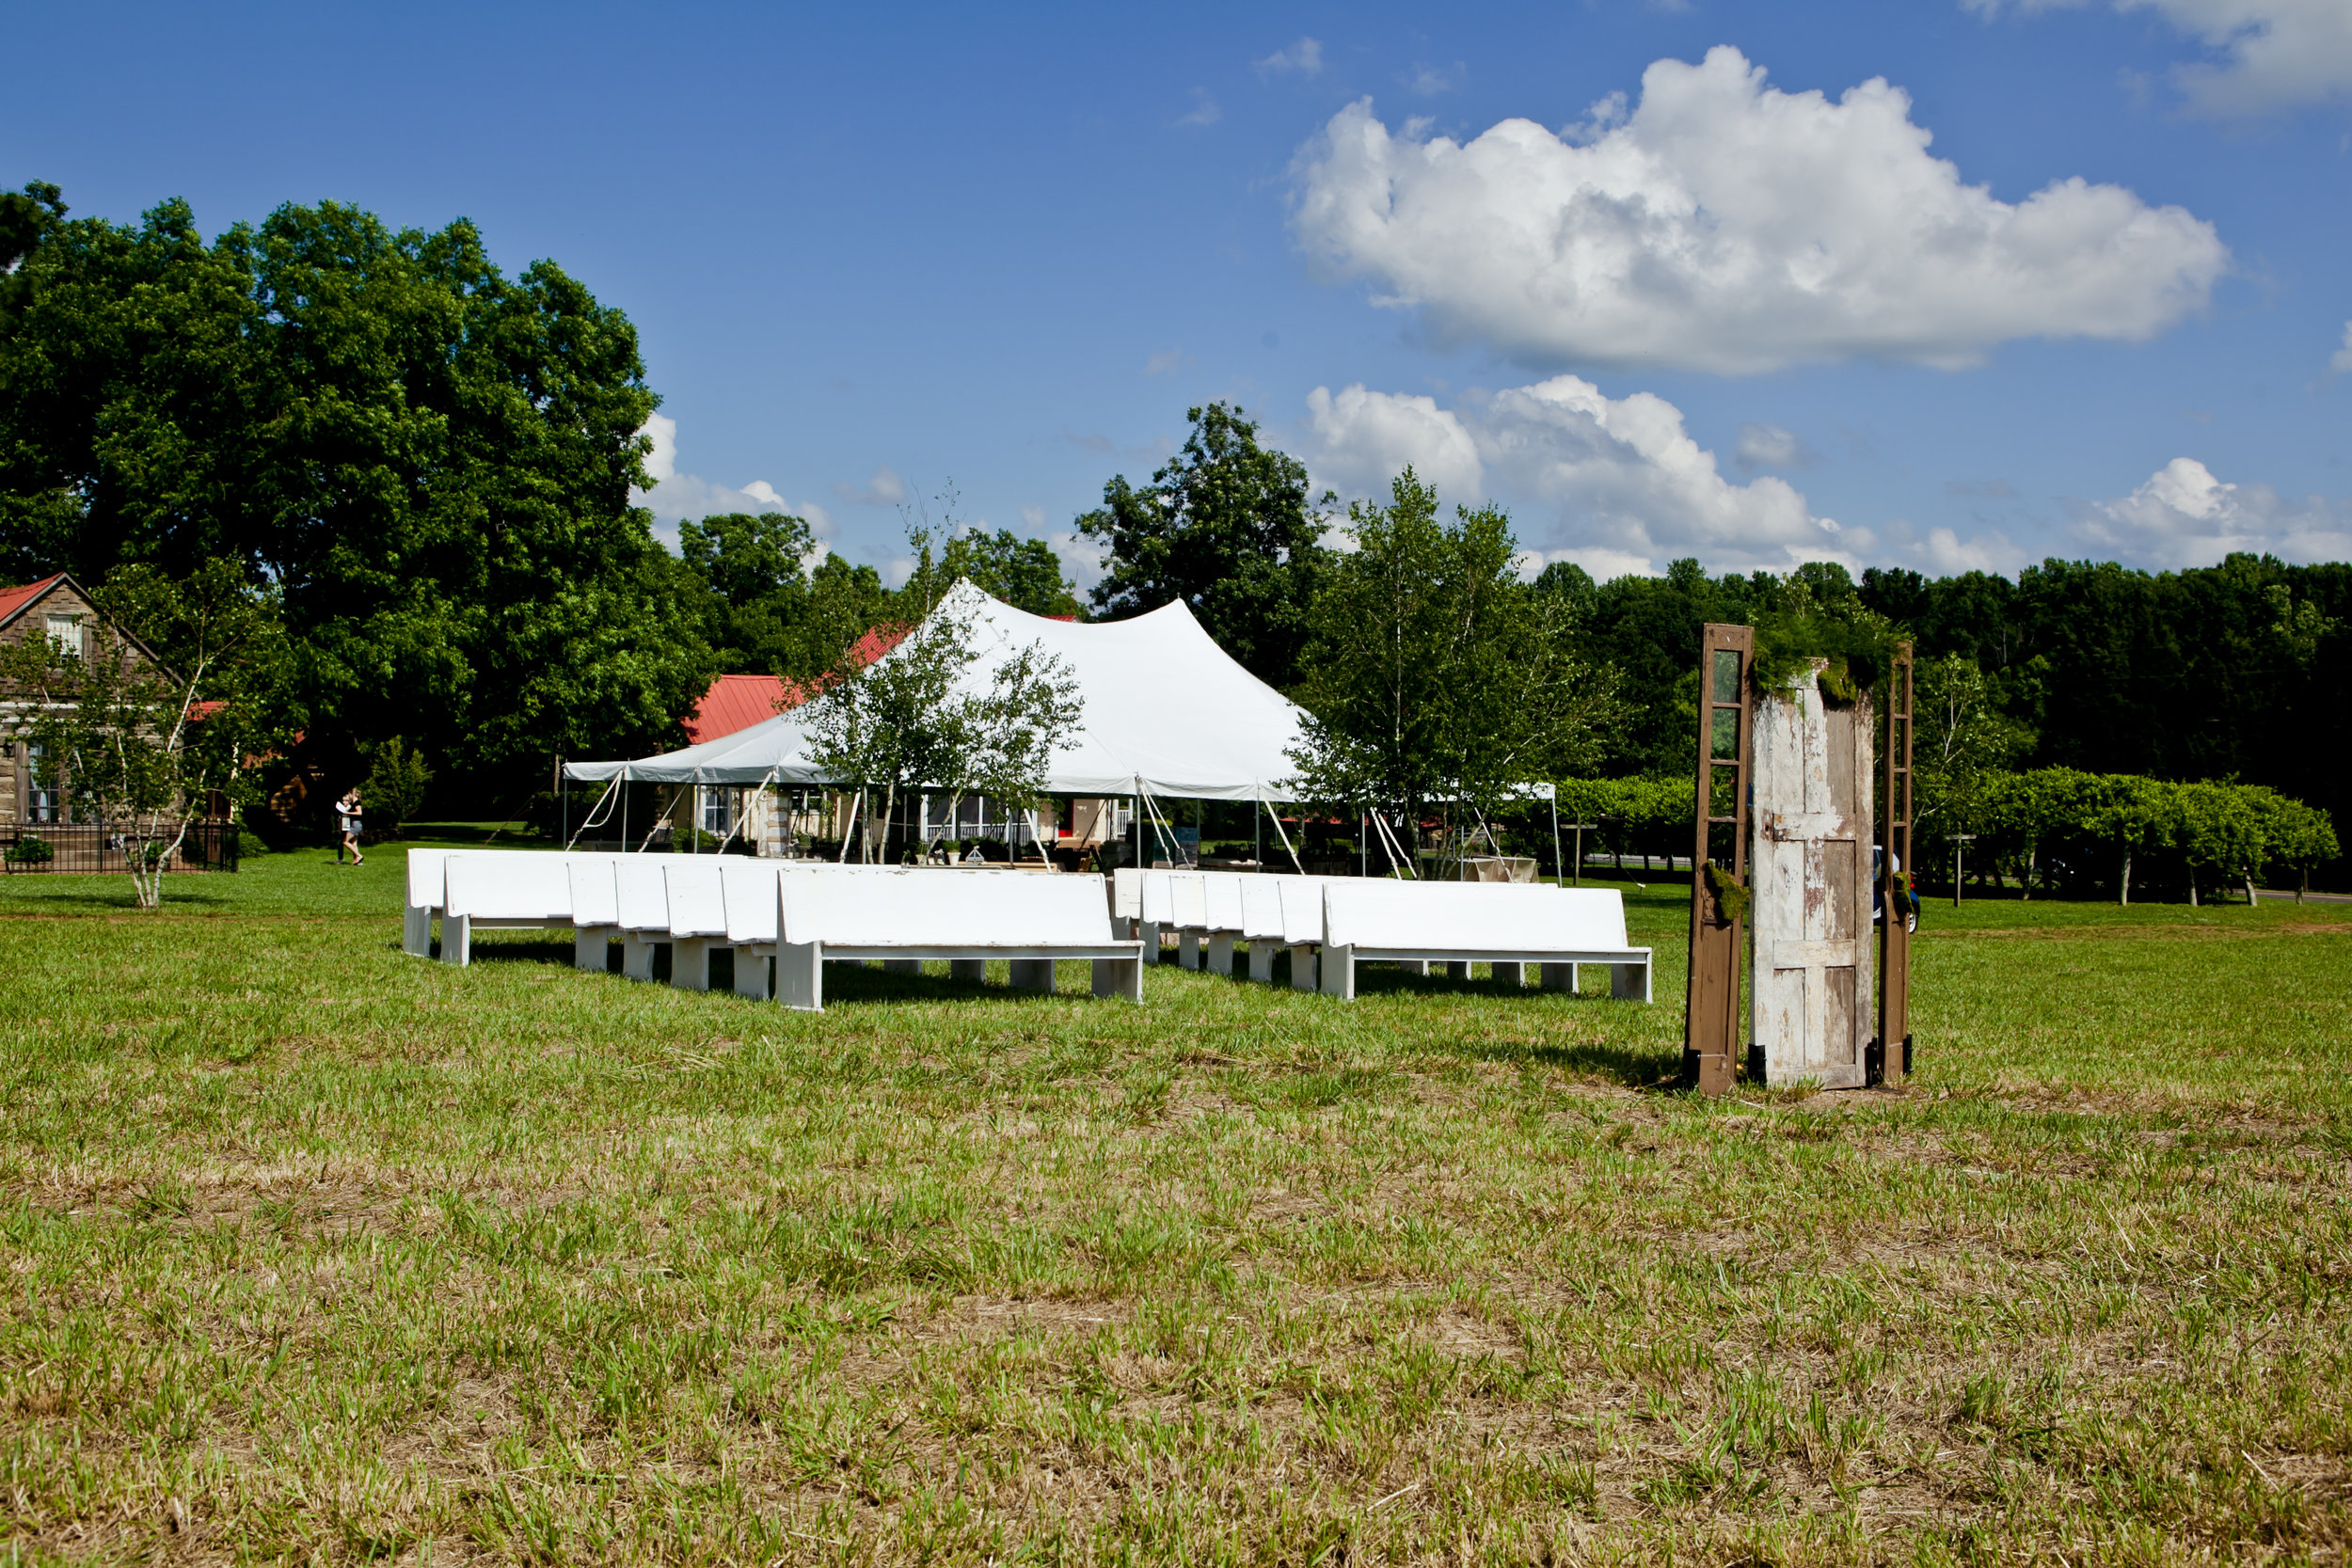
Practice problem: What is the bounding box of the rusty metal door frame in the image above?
[1683,624,1754,1096]
[1874,640,1915,1084]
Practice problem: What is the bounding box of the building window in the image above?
[700,787,737,838]
[44,614,83,657]
[25,743,56,824]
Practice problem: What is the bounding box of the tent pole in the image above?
[1255,797,1262,866]
[621,775,629,850]
[1551,794,1564,887]
[559,761,566,848]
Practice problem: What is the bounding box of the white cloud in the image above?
[1734,422,1805,471]
[1301,376,1858,575]
[1177,88,1222,128]
[1144,349,1190,376]
[834,465,909,507]
[2332,320,2352,372]
[1289,46,2229,373]
[633,413,834,538]
[2074,456,2352,567]
[1050,530,1107,593]
[1020,505,1048,529]
[1256,38,1324,77]
[1406,61,1467,96]
[1303,384,1486,502]
[1967,0,2352,117]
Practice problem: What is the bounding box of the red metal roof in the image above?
[0,575,65,629]
[682,624,913,744]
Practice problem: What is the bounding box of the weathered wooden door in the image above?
[1749,664,1876,1088]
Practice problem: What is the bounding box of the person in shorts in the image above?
[336,786,364,865]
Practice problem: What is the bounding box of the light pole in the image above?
[1952,832,1975,908]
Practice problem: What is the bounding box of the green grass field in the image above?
[3,847,2348,1564]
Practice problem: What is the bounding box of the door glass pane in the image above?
[1709,706,1739,760]
[1710,647,1741,705]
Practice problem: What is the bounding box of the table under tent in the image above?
[560,581,1325,871]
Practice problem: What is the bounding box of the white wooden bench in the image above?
[437,852,577,966]
[1315,881,1652,1003]
[773,868,1143,1012]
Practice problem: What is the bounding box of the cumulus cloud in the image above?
[1302,376,1859,575]
[633,413,834,540]
[1967,0,2352,117]
[1177,88,1222,128]
[834,465,909,507]
[1289,46,2229,373]
[1256,38,1323,77]
[1144,349,1190,376]
[2332,321,2352,373]
[2074,457,2352,567]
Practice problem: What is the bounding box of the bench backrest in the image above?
[568,858,620,926]
[406,847,458,911]
[664,861,728,938]
[1112,867,1143,920]
[780,868,1116,947]
[722,860,787,943]
[1277,876,1331,944]
[444,851,573,921]
[1322,880,1632,953]
[614,859,674,932]
[1238,876,1285,940]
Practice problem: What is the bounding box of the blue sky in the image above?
[6,0,2348,584]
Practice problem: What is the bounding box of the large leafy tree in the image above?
[0,185,706,794]
[1076,402,1329,689]
[1289,470,1623,858]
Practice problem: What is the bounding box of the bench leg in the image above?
[1446,960,1470,981]
[1611,961,1642,1002]
[438,914,470,968]
[1496,961,1527,988]
[1319,943,1355,1001]
[950,958,986,984]
[404,905,432,958]
[1178,931,1200,971]
[1092,957,1143,1002]
[1540,961,1576,993]
[734,947,771,1000]
[574,927,610,973]
[1009,958,1057,994]
[1289,946,1318,991]
[1248,943,1274,984]
[1139,922,1160,964]
[882,958,921,975]
[777,942,822,1011]
[622,933,658,981]
[1208,933,1234,976]
[1398,958,1428,977]
[672,937,710,991]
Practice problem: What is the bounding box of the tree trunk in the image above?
[2120,851,2131,908]
[2022,847,2035,902]
[2189,874,2199,908]
[2246,876,2258,907]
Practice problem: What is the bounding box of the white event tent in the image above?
[562,581,1310,803]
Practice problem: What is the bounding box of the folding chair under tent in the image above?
[560,579,1316,860]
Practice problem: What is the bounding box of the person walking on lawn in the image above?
[336,785,365,865]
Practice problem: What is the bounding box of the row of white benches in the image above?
[1108,867,1651,1002]
[403,850,1652,1009]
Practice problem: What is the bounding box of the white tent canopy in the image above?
[562,582,1311,801]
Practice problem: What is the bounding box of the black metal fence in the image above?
[0,821,240,875]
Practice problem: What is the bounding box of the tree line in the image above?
[3,182,2343,886]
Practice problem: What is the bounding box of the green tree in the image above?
[803,589,1082,863]
[1289,470,1623,868]
[0,188,706,793]
[1076,403,1330,689]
